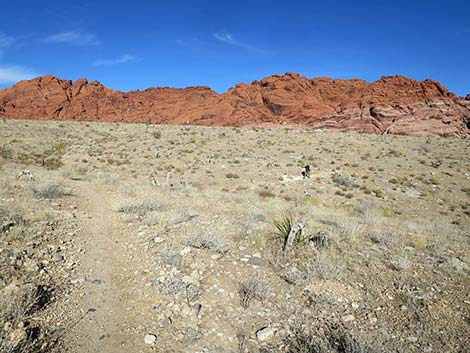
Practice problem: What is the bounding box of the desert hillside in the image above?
[1,73,469,137]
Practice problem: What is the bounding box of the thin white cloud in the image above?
[214,32,236,45]
[0,32,15,59]
[0,65,39,84]
[44,31,100,46]
[92,54,137,66]
[213,32,267,54]
[0,32,14,48]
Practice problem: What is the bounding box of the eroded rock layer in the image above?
[1,73,469,137]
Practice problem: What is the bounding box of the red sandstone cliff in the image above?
[1,73,469,137]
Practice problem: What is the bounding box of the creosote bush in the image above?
[187,233,229,253]
[32,182,70,199]
[116,198,161,216]
[238,278,269,308]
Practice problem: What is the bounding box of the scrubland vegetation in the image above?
[0,118,469,352]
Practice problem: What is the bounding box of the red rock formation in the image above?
[1,73,469,137]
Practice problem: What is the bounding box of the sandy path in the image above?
[62,181,158,353]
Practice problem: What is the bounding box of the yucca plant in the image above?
[273,213,294,240]
[273,213,307,250]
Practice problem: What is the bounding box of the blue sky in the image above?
[0,0,469,95]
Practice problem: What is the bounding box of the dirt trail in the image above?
[62,181,158,353]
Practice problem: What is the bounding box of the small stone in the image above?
[341,314,355,323]
[180,246,191,256]
[51,253,64,262]
[23,258,42,273]
[162,317,172,327]
[167,255,182,270]
[154,237,164,243]
[444,258,468,270]
[248,257,266,267]
[144,333,157,345]
[256,327,274,341]
[351,302,359,309]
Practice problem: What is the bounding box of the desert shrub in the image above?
[0,144,13,160]
[116,198,161,216]
[17,143,66,170]
[32,182,70,199]
[284,325,381,353]
[307,259,344,281]
[284,326,329,353]
[373,189,384,198]
[156,271,200,301]
[282,267,308,285]
[225,173,240,179]
[187,233,229,253]
[0,284,47,324]
[333,177,359,189]
[238,278,269,308]
[258,190,275,198]
[309,230,330,249]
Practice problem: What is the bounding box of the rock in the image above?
[144,333,157,345]
[167,255,182,269]
[1,74,468,137]
[1,221,15,233]
[256,327,275,341]
[51,253,64,262]
[247,256,266,267]
[282,267,307,285]
[443,258,468,270]
[341,314,355,323]
[23,258,42,273]
[8,327,28,346]
[180,246,191,256]
[162,317,172,327]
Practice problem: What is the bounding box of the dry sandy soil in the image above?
[0,118,469,353]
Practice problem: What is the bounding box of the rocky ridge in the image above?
[1,73,469,137]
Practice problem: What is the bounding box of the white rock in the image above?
[180,246,191,255]
[256,327,274,341]
[144,334,157,345]
[341,314,355,323]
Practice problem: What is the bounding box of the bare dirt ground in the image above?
[1,119,469,353]
[59,180,160,353]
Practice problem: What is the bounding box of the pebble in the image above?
[248,257,266,267]
[51,253,64,262]
[341,314,355,323]
[444,258,468,270]
[144,333,157,345]
[180,246,191,256]
[256,327,274,341]
[167,255,182,270]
